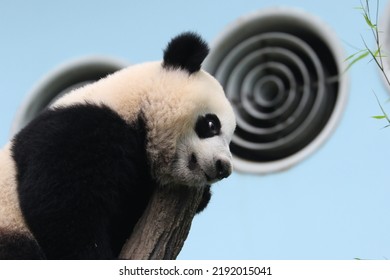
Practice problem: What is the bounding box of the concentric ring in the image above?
[205,8,349,174]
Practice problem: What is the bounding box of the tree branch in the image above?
[118,185,204,260]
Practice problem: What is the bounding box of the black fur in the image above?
[196,186,211,214]
[0,230,45,259]
[12,104,153,259]
[162,32,209,74]
[10,103,211,259]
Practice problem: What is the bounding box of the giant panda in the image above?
[0,32,236,259]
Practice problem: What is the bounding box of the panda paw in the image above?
[195,185,211,214]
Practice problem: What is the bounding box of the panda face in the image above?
[164,71,236,188]
[177,112,234,187]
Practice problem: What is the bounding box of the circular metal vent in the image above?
[205,8,349,174]
[12,56,127,135]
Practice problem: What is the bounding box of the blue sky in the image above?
[1,0,390,259]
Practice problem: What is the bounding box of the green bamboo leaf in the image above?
[372,115,387,119]
[373,48,380,57]
[345,50,366,61]
[373,91,390,124]
[345,53,357,61]
[344,51,370,72]
[363,14,377,29]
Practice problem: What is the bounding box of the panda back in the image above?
[11,104,154,259]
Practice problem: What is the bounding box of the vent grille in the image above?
[205,8,348,173]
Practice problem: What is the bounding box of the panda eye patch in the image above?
[195,114,221,138]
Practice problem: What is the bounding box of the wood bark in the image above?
[118,186,204,260]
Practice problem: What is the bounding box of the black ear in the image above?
[162,32,209,74]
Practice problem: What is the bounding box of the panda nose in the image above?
[215,159,232,179]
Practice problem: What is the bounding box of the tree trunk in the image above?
[118,186,204,260]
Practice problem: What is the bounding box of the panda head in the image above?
[145,32,236,188]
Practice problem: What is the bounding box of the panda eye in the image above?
[195,114,221,139]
